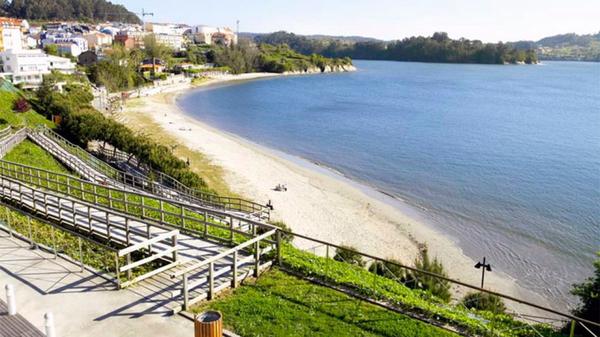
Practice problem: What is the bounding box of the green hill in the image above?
[1,0,141,24]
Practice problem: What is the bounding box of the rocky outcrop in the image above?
[283,64,357,75]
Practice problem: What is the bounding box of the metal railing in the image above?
[36,126,270,219]
[0,174,179,289]
[279,230,600,337]
[0,159,274,246]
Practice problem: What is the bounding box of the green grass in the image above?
[281,245,565,337]
[194,269,458,337]
[3,139,73,174]
[0,90,54,128]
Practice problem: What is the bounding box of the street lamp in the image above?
[474,257,492,288]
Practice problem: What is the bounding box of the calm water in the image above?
[180,61,600,306]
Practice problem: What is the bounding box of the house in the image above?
[77,50,98,66]
[48,55,76,74]
[154,33,183,51]
[0,49,76,88]
[189,25,237,46]
[114,31,147,49]
[42,35,88,56]
[0,49,50,88]
[140,58,166,73]
[0,17,25,51]
[0,26,22,51]
[84,32,113,49]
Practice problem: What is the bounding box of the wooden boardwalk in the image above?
[0,128,277,313]
[30,127,270,220]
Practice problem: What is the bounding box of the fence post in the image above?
[569,320,576,337]
[326,244,330,259]
[159,200,164,224]
[254,240,260,277]
[78,237,84,272]
[26,216,35,249]
[114,252,121,289]
[126,253,132,280]
[232,251,238,288]
[51,226,57,259]
[277,230,282,266]
[208,262,214,300]
[5,209,13,238]
[171,233,178,262]
[182,273,189,310]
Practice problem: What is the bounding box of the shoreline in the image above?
[120,72,555,312]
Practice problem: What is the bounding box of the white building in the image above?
[42,35,88,56]
[189,25,237,46]
[154,33,184,51]
[0,49,76,88]
[1,27,22,51]
[48,55,76,74]
[0,49,50,87]
[145,22,187,36]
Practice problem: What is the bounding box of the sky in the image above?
[115,0,600,42]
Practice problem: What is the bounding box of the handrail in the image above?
[0,159,276,245]
[36,125,270,219]
[0,125,12,140]
[171,228,278,278]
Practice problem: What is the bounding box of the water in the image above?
[179,61,600,306]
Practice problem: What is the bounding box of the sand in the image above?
[120,72,555,313]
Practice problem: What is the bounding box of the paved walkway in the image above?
[0,234,194,337]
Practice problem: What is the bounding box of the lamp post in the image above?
[474,257,492,288]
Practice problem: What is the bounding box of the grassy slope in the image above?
[194,269,458,337]
[3,139,72,174]
[0,91,54,128]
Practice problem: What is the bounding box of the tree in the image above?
[569,252,600,335]
[44,44,59,56]
[143,35,172,77]
[462,292,506,313]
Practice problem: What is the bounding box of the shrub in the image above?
[266,221,292,243]
[568,251,600,335]
[369,259,406,278]
[462,292,506,313]
[411,248,452,302]
[13,97,30,112]
[333,245,365,267]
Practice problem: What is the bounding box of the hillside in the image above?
[1,0,141,24]
[535,32,600,61]
[253,31,537,64]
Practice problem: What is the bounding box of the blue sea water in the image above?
[179,60,600,306]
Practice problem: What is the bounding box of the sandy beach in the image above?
[120,72,554,311]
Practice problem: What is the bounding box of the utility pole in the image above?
[474,257,492,288]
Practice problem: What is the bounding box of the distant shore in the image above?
[120,71,555,312]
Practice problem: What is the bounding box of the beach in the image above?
[120,72,555,311]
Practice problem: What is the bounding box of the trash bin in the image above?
[195,311,223,337]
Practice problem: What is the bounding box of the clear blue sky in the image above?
[115,0,599,42]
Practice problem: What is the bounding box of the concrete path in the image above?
[0,234,194,337]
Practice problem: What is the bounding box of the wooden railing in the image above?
[170,228,279,312]
[0,128,27,158]
[0,174,179,288]
[0,125,12,140]
[0,159,275,246]
[36,126,271,219]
